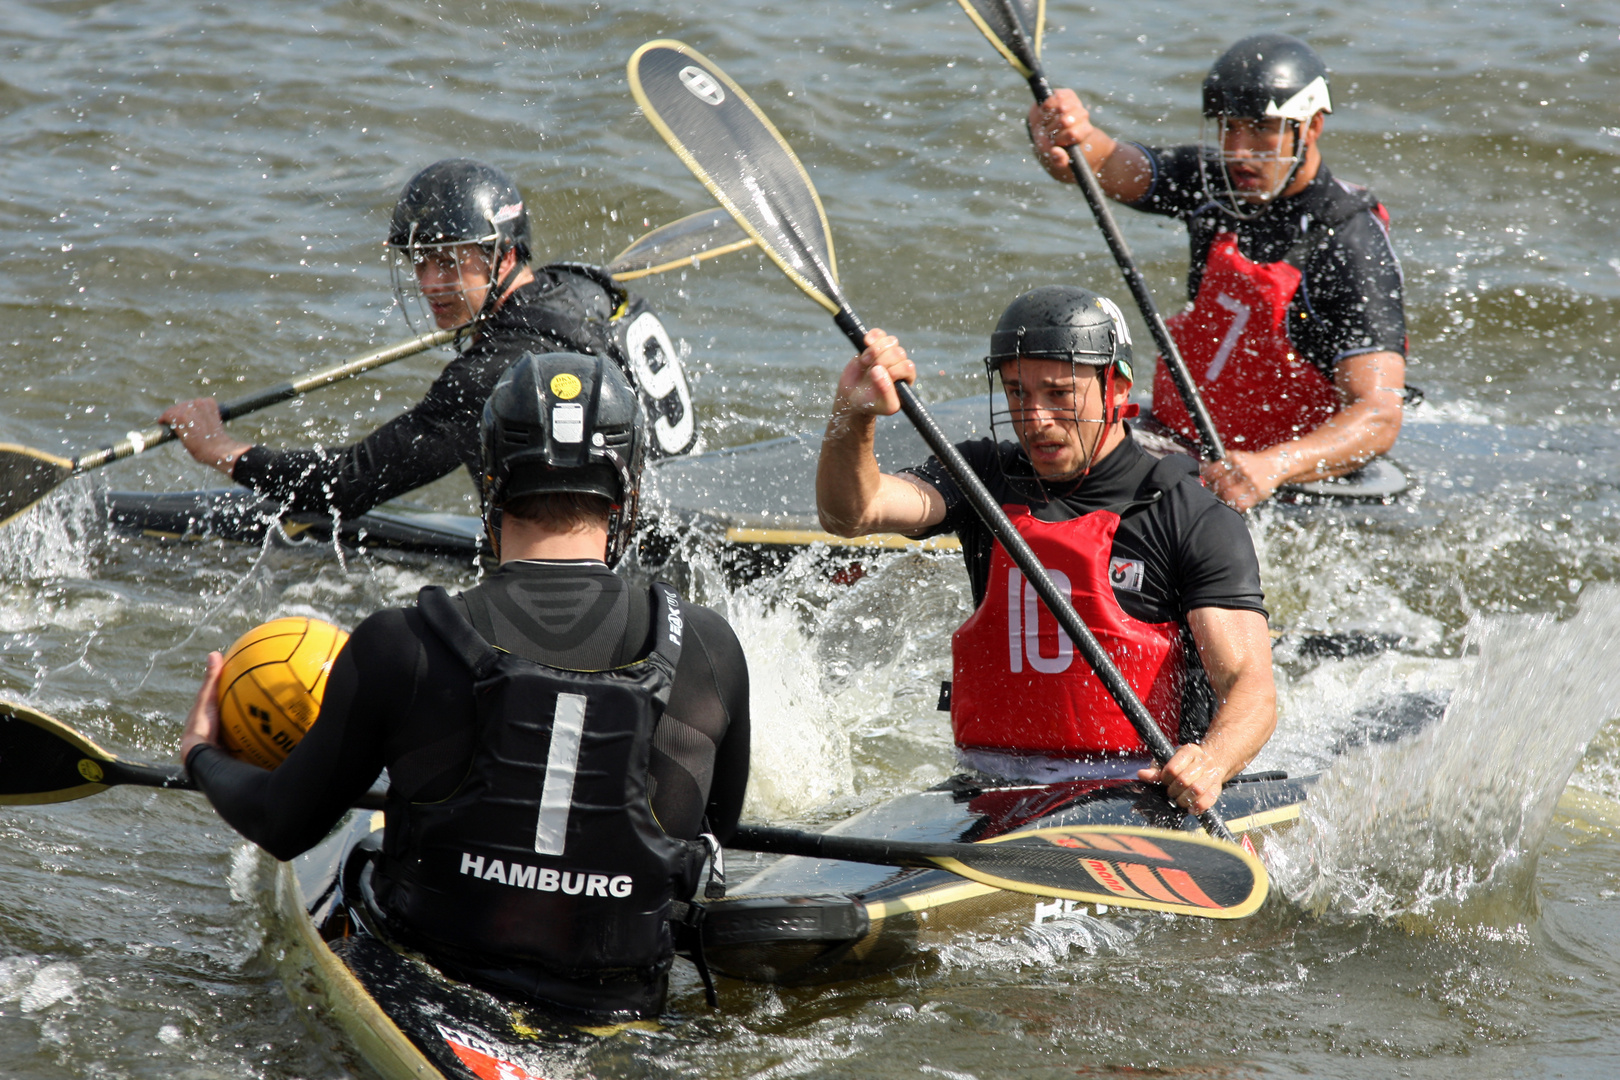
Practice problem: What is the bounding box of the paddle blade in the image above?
[936,824,1267,918]
[0,700,113,805]
[0,444,74,526]
[606,207,756,281]
[628,40,843,314]
[956,0,1045,77]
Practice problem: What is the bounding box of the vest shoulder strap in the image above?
[1283,184,1384,270]
[417,585,505,681]
[644,582,686,686]
[538,262,631,321]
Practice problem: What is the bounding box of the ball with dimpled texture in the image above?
[216,617,348,769]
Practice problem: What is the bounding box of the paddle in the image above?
[0,212,757,529]
[627,39,1237,844]
[605,206,755,281]
[732,822,1265,918]
[0,699,1262,918]
[0,698,386,810]
[953,0,1225,461]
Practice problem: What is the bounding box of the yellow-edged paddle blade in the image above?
[0,699,114,805]
[956,0,1045,78]
[606,207,756,282]
[628,40,843,315]
[936,824,1268,919]
[0,444,74,527]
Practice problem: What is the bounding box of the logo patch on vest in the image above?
[1108,557,1145,593]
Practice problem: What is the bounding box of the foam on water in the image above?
[1266,586,1620,925]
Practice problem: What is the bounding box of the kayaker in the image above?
[160,158,696,518]
[815,286,1275,815]
[1026,33,1407,510]
[180,351,750,1020]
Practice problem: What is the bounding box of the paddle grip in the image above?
[1024,75,1225,461]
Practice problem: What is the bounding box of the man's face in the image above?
[411,242,498,328]
[998,358,1127,480]
[1218,116,1299,202]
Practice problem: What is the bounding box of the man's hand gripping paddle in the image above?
[627,39,1242,845]
[953,0,1226,461]
[0,210,754,528]
[0,699,1264,918]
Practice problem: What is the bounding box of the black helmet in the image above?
[387,158,532,263]
[480,352,647,565]
[988,285,1133,380]
[1202,33,1332,122]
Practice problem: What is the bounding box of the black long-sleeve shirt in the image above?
[189,560,750,861]
[232,268,625,517]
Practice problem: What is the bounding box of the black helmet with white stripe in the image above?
[1202,33,1332,123]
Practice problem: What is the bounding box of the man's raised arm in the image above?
[816,329,948,538]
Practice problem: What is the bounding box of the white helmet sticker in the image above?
[679,66,725,106]
[492,201,523,224]
[1266,75,1332,121]
[1095,296,1133,347]
[552,402,584,444]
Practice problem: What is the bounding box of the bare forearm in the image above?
[1259,394,1402,484]
[1198,670,1277,782]
[816,409,885,536]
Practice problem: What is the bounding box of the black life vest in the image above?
[376,581,706,1015]
[531,263,697,458]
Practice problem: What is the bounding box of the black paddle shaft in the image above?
[1024,72,1225,461]
[831,307,1235,844]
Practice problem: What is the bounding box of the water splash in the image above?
[0,481,98,584]
[1267,587,1620,925]
[725,594,855,822]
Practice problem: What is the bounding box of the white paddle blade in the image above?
[628,40,844,314]
[956,0,1045,77]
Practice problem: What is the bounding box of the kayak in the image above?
[276,811,627,1080]
[275,770,1306,1078]
[99,395,1409,562]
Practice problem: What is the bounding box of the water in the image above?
[3,0,1620,1075]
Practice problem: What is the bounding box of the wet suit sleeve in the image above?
[186,609,422,861]
[1126,145,1208,217]
[1292,210,1408,373]
[229,362,485,518]
[652,604,751,844]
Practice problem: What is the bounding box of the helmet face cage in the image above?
[985,352,1120,499]
[387,230,506,336]
[1200,115,1307,220]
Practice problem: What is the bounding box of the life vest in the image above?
[376,582,706,1016]
[1151,229,1344,450]
[541,264,696,458]
[950,502,1185,757]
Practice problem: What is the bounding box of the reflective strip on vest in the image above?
[534,693,587,855]
[1153,232,1341,451]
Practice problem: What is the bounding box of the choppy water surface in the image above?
[3,1,1620,1076]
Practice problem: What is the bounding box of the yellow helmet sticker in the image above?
[550,373,583,400]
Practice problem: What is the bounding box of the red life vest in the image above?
[950,504,1185,757]
[1152,231,1341,451]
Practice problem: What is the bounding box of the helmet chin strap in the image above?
[475,242,525,324]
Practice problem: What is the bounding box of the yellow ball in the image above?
[216,617,349,769]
